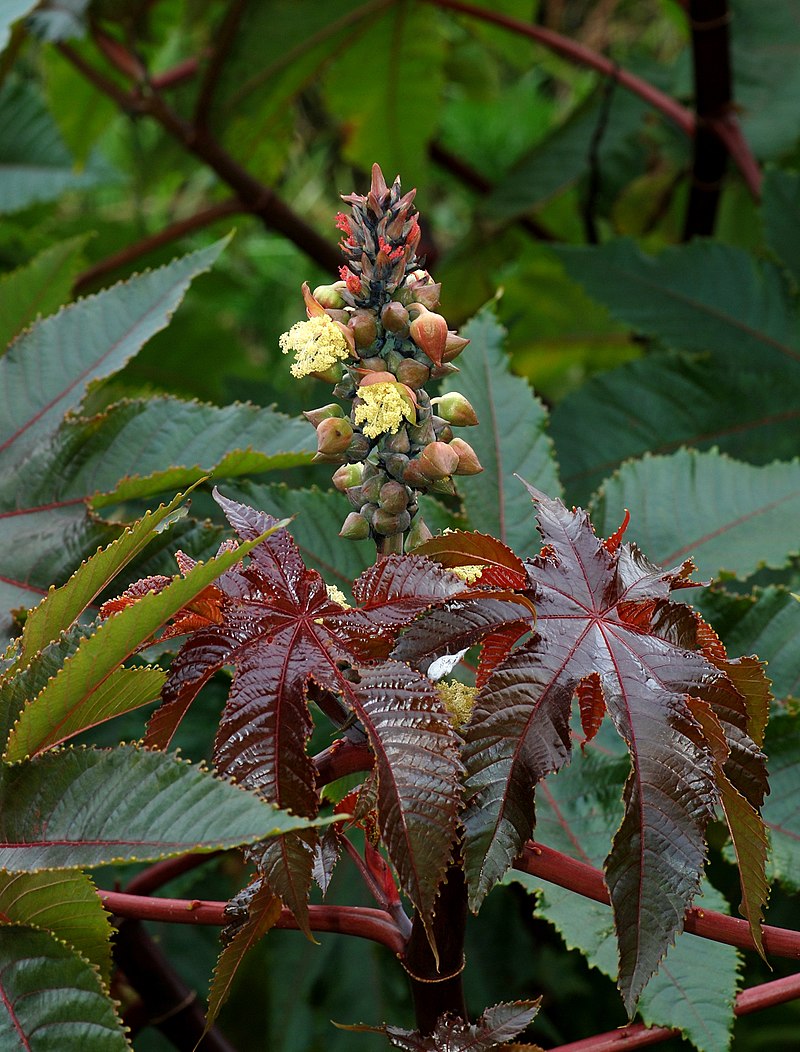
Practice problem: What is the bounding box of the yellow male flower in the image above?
[436,679,478,729]
[353,381,416,439]
[450,564,484,584]
[279,315,350,378]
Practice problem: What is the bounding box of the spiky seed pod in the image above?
[304,403,344,427]
[372,507,412,537]
[340,512,370,539]
[395,358,430,389]
[379,480,410,514]
[449,437,483,475]
[316,416,353,455]
[332,462,363,492]
[435,391,479,427]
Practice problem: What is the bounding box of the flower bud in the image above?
[433,420,454,444]
[402,460,433,489]
[358,356,387,372]
[395,358,430,389]
[304,403,344,428]
[346,485,364,509]
[346,432,372,461]
[407,416,436,446]
[332,462,363,492]
[350,308,379,348]
[442,333,469,362]
[313,283,346,309]
[316,416,353,455]
[418,440,460,480]
[379,480,410,514]
[434,391,478,427]
[428,476,457,496]
[314,362,344,384]
[410,282,441,310]
[430,362,460,380]
[383,349,404,373]
[360,502,379,526]
[381,301,410,334]
[372,507,411,536]
[384,452,410,480]
[449,437,483,475]
[405,516,433,551]
[409,305,448,366]
[340,512,370,540]
[360,473,384,505]
[381,426,410,454]
[325,308,350,325]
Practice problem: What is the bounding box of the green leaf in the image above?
[694,586,800,704]
[0,926,130,1050]
[4,532,270,761]
[441,307,561,553]
[16,487,196,669]
[0,870,113,984]
[551,353,800,506]
[731,0,800,158]
[591,449,800,582]
[0,80,111,213]
[0,744,331,871]
[555,239,800,374]
[487,86,648,219]
[0,235,89,352]
[762,167,800,286]
[506,868,739,1052]
[323,0,447,180]
[761,709,800,893]
[0,238,228,463]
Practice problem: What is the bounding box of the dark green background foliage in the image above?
[1,1,799,1050]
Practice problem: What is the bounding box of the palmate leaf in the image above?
[400,488,769,1011]
[150,491,467,932]
[0,870,113,985]
[339,999,540,1050]
[0,744,329,872]
[0,926,130,1051]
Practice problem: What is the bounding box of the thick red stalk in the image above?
[98,891,406,957]
[546,972,800,1051]
[516,843,800,959]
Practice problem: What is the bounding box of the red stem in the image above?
[72,198,244,294]
[425,0,762,198]
[313,738,374,786]
[123,851,223,896]
[516,843,800,959]
[98,891,406,956]
[546,972,800,1051]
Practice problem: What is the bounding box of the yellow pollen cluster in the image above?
[325,584,350,608]
[436,679,477,729]
[450,564,483,584]
[279,315,350,378]
[353,382,415,439]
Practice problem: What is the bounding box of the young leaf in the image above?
[152,491,465,933]
[0,870,113,985]
[408,487,768,1012]
[338,999,540,1050]
[0,744,330,871]
[204,881,283,1035]
[0,926,130,1051]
